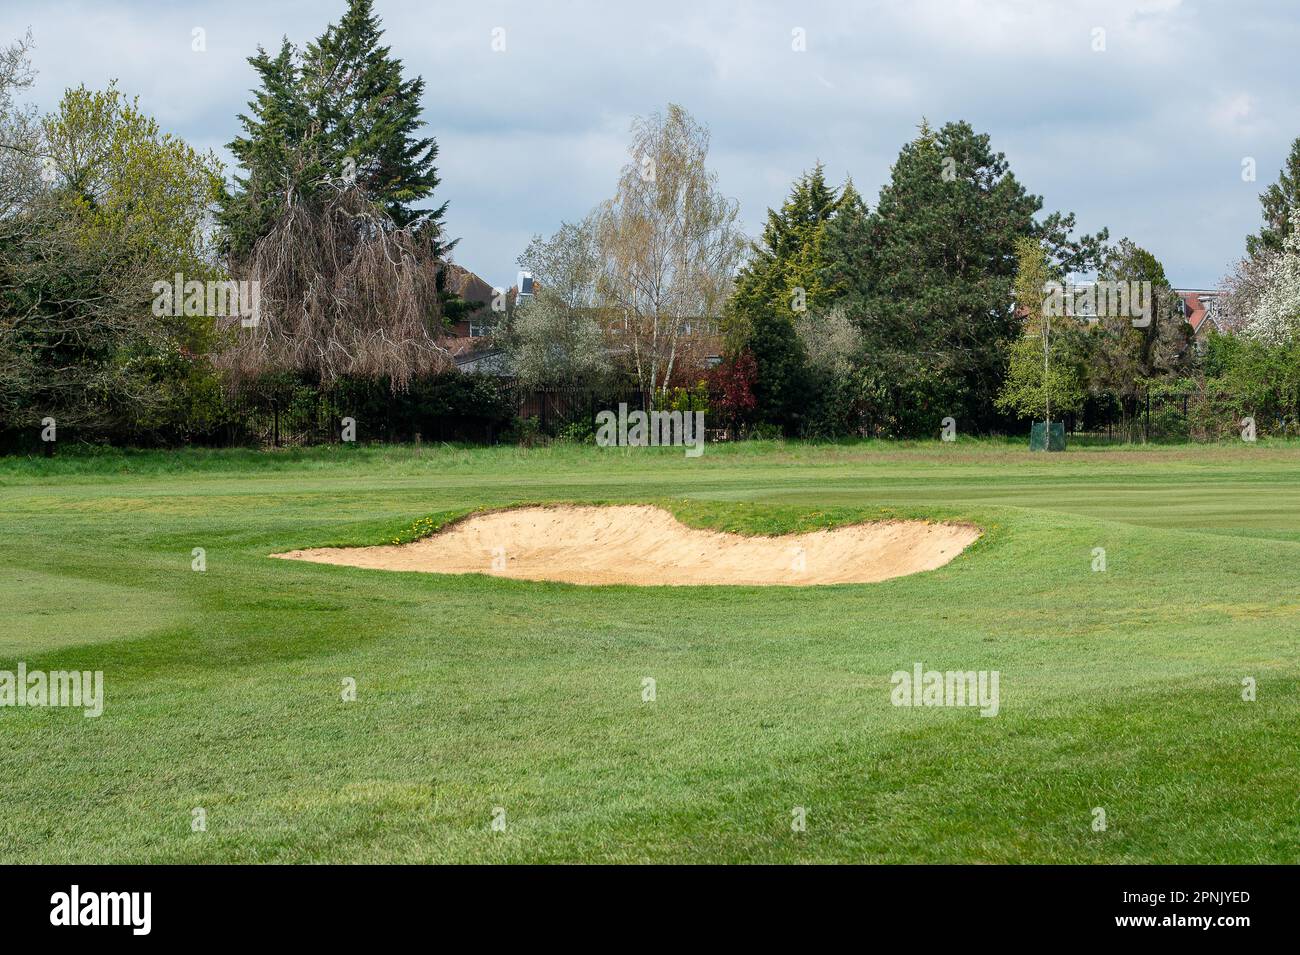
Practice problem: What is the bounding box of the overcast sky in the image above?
[3,0,1296,289]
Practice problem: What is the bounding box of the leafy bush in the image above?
[555,417,595,444]
[653,381,709,414]
[510,415,544,447]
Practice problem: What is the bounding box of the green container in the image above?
[1029,421,1066,452]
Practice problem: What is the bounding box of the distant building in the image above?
[1026,282,1225,351]
[441,263,722,380]
[1175,289,1223,344]
[442,263,493,334]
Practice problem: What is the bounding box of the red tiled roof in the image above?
[1177,290,1219,333]
[443,263,496,307]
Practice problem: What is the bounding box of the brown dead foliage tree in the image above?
[218,183,449,389]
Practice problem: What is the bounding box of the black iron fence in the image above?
[517,387,646,436]
[215,384,350,448]
[8,381,1289,451]
[1055,389,1300,443]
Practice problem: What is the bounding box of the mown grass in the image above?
[1,439,1297,863]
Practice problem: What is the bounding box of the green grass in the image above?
[1,438,1297,863]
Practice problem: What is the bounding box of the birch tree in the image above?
[0,32,38,221]
[594,105,744,402]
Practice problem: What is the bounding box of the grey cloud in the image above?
[2,0,1296,288]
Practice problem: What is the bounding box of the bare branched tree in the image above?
[1217,252,1276,335]
[218,182,450,388]
[594,104,744,402]
[0,31,39,221]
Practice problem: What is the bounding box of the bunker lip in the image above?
[272,504,981,587]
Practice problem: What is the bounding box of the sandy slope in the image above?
[273,505,980,586]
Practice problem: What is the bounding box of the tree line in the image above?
[2,0,1299,447]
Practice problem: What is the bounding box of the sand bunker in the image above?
[274,505,980,587]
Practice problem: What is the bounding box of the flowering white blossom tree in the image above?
[1243,210,1300,344]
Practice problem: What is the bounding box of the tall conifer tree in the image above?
[1248,136,1300,257]
[853,120,1041,429]
[723,164,858,430]
[219,0,449,260]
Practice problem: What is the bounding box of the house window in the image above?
[469,319,493,338]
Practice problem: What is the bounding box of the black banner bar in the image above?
[0,864,1281,941]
